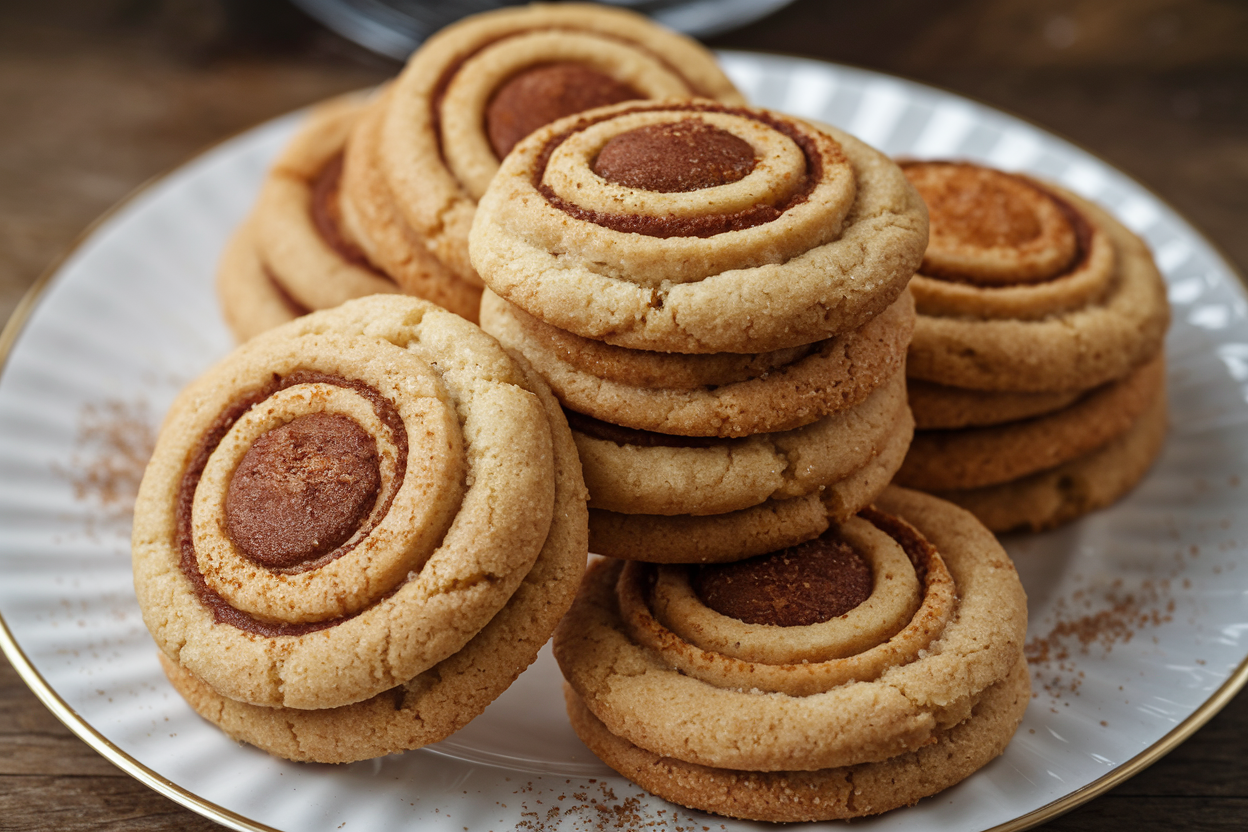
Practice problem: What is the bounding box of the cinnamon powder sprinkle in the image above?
[1025,578,1176,699]
[508,780,724,832]
[58,398,156,528]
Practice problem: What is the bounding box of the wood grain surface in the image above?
[1,0,1246,829]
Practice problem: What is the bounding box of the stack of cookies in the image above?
[132,295,588,762]
[895,161,1171,532]
[465,96,1034,821]
[473,98,928,564]
[216,3,745,340]
[552,487,1031,822]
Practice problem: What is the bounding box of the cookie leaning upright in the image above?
[215,95,413,344]
[896,161,1171,531]
[132,295,588,762]
[553,487,1030,822]
[339,2,746,313]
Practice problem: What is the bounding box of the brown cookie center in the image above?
[225,412,381,570]
[486,62,641,159]
[919,165,1046,248]
[692,536,873,627]
[592,119,757,193]
[902,161,1082,284]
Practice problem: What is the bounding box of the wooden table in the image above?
[2,1,1246,828]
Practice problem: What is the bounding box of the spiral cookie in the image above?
[149,321,588,763]
[215,219,304,342]
[904,162,1169,394]
[554,487,1029,822]
[899,354,1165,492]
[897,161,1170,530]
[247,95,401,311]
[470,100,927,354]
[338,3,744,299]
[571,366,909,517]
[133,295,588,719]
[480,287,914,437]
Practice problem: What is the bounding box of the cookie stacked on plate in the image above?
[132,295,588,763]
[552,487,1030,822]
[216,3,744,340]
[895,161,1171,532]
[470,101,1037,822]
[474,98,928,563]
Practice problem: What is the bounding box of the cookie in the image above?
[930,377,1168,532]
[345,3,744,294]
[470,100,927,354]
[133,295,588,713]
[908,378,1082,430]
[572,366,909,517]
[564,659,1030,823]
[904,162,1169,393]
[151,347,587,763]
[554,487,1029,821]
[586,406,913,563]
[214,219,304,342]
[898,354,1164,491]
[249,95,401,312]
[480,286,914,437]
[337,91,485,320]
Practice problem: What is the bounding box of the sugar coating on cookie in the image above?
[471,100,927,354]
[554,487,1029,821]
[133,296,586,711]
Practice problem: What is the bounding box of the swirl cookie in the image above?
[897,161,1170,530]
[585,403,913,564]
[480,287,914,437]
[133,295,588,724]
[248,96,403,312]
[470,100,928,354]
[150,327,588,763]
[904,161,1169,394]
[215,219,304,342]
[899,354,1165,492]
[929,374,1169,532]
[338,4,744,299]
[570,366,909,517]
[337,91,486,320]
[554,487,1029,822]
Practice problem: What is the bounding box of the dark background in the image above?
[1,0,1246,828]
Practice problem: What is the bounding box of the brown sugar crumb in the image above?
[507,780,722,831]
[57,397,157,533]
[1025,577,1176,699]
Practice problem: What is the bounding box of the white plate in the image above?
[3,51,1247,832]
